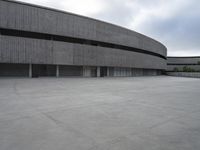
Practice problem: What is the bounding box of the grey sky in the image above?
[17,0,200,56]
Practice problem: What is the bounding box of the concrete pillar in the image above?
[29,64,32,78]
[97,67,100,77]
[56,65,59,77]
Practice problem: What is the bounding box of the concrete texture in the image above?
[168,57,200,64]
[0,76,200,150]
[0,0,166,56]
[0,35,166,69]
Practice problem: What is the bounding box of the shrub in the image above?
[182,66,195,72]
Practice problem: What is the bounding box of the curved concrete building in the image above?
[167,57,200,71]
[0,0,167,77]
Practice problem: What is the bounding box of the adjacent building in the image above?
[167,57,200,72]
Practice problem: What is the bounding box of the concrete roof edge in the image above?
[4,0,166,50]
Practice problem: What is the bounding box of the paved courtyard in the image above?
[0,76,200,150]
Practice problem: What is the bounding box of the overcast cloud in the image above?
[17,0,200,56]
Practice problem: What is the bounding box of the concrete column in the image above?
[56,65,59,77]
[83,67,85,77]
[29,64,32,78]
[97,67,100,77]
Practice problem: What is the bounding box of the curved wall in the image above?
[0,0,167,77]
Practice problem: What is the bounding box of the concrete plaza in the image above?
[0,76,200,150]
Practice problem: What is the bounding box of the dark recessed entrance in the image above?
[100,67,107,77]
[32,64,56,77]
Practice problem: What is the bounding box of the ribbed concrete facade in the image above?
[167,57,200,71]
[0,0,167,77]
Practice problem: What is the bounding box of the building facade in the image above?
[167,57,200,72]
[0,0,167,77]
